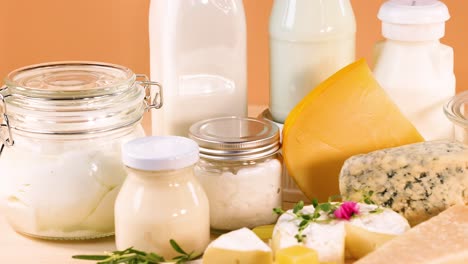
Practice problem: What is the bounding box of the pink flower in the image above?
[334,201,359,220]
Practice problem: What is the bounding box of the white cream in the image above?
[115,167,210,260]
[195,158,282,231]
[0,127,143,239]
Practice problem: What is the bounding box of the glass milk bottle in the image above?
[149,0,247,136]
[269,0,356,123]
[373,0,455,140]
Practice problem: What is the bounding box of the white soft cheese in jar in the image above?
[115,136,210,260]
[189,117,283,232]
[0,62,162,239]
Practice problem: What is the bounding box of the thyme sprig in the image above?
[72,239,201,264]
[273,191,380,243]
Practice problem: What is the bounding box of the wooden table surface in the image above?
[0,215,117,263]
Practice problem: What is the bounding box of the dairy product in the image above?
[355,205,468,264]
[189,116,282,231]
[273,205,346,264]
[269,0,356,123]
[0,126,144,239]
[195,158,282,231]
[282,59,424,202]
[115,136,210,260]
[275,246,319,264]
[272,203,409,263]
[373,0,455,140]
[150,0,247,136]
[202,228,273,264]
[340,141,468,226]
[344,224,398,259]
[445,91,468,144]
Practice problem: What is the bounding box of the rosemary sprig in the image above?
[72,239,201,264]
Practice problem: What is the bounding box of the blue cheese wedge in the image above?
[272,203,409,263]
[339,141,468,226]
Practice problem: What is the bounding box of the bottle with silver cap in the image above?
[189,116,283,232]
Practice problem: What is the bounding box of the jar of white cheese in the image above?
[189,117,283,232]
[115,136,210,260]
[444,91,468,143]
[0,62,163,240]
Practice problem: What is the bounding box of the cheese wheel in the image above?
[283,59,424,201]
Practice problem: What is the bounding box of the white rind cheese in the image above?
[339,141,468,226]
[272,203,409,263]
[202,228,272,264]
[355,205,468,264]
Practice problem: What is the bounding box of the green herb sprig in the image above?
[72,239,201,264]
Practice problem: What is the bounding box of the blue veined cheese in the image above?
[339,141,468,226]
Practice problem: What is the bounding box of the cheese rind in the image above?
[202,228,272,264]
[283,59,423,202]
[355,205,468,264]
[272,206,346,264]
[272,203,409,264]
[339,141,468,226]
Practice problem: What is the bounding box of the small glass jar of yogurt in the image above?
[115,136,210,260]
[444,91,468,143]
[0,62,163,240]
[189,117,283,232]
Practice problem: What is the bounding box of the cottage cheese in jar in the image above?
[0,62,162,239]
[189,117,283,232]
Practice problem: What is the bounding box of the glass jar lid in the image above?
[444,91,468,127]
[189,116,280,161]
[0,61,163,137]
[5,61,135,99]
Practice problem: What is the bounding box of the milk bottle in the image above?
[269,0,356,123]
[373,0,455,140]
[149,0,247,136]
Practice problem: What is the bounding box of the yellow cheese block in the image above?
[355,205,468,264]
[252,225,275,241]
[275,246,319,264]
[282,59,424,201]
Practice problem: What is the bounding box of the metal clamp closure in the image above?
[0,87,14,157]
[136,74,163,111]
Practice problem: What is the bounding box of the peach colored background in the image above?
[0,0,467,106]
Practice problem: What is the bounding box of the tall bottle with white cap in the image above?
[373,0,455,140]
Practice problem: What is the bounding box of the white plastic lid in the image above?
[378,0,450,41]
[122,136,199,171]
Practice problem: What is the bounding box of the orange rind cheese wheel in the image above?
[282,59,424,202]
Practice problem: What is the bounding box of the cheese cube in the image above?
[275,246,319,264]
